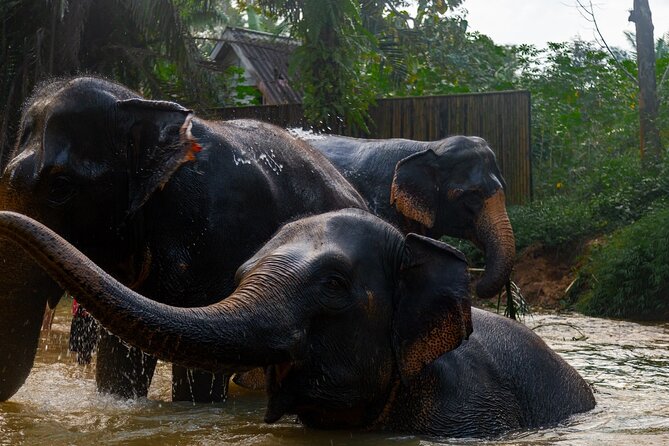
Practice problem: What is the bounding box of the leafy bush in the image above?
[440,236,484,267]
[509,154,669,252]
[575,207,669,320]
[521,40,639,198]
[508,196,598,251]
[578,154,669,229]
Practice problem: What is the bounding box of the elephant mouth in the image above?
[263,362,371,428]
[264,362,298,423]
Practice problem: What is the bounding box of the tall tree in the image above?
[254,0,375,131]
[252,0,464,131]
[629,0,662,162]
[0,0,218,166]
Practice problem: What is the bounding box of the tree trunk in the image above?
[629,0,663,164]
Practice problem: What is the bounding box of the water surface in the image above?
[1,302,668,445]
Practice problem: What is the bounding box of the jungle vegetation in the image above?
[1,0,668,319]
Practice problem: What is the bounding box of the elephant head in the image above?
[0,209,472,429]
[0,77,198,400]
[390,136,515,299]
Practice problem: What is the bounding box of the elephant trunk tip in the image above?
[474,190,516,300]
[476,272,509,300]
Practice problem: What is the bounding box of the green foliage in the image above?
[255,0,376,130]
[509,153,669,252]
[253,1,468,130]
[217,66,263,105]
[292,0,375,131]
[575,206,669,320]
[508,196,596,252]
[582,154,669,228]
[362,5,517,98]
[514,40,641,198]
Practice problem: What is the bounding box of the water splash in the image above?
[287,128,326,140]
[3,302,669,445]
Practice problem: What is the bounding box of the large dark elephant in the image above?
[0,77,366,402]
[0,209,596,438]
[307,134,515,299]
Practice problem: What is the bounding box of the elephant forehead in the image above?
[258,217,391,262]
[250,241,351,269]
[273,209,388,242]
[37,115,118,177]
[48,89,119,118]
[443,152,503,192]
[251,210,402,270]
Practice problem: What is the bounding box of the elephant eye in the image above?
[323,275,348,291]
[48,175,78,206]
[318,274,352,311]
[448,188,464,200]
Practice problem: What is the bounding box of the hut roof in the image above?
[210,27,301,105]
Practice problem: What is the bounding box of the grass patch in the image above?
[574,206,669,320]
[510,154,669,252]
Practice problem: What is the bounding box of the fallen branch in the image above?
[531,321,588,341]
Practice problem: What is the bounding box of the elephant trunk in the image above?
[0,174,63,401]
[474,190,516,299]
[0,211,301,375]
[0,249,60,401]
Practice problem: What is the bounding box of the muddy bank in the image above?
[506,242,588,310]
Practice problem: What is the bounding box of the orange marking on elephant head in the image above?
[233,367,267,391]
[401,310,469,379]
[390,182,435,228]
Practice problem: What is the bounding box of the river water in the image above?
[1,302,668,445]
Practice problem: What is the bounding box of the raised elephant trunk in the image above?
[0,211,300,375]
[474,190,516,299]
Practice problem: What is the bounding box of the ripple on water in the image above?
[2,303,669,445]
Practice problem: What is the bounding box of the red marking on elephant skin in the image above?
[180,113,203,162]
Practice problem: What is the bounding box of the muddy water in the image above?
[1,301,668,445]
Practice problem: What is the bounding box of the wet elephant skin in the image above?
[0,209,595,437]
[0,76,366,402]
[309,134,516,299]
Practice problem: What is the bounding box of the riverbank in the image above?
[511,241,586,310]
[468,241,584,313]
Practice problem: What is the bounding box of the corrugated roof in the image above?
[210,27,302,105]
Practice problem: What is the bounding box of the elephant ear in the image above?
[393,233,472,382]
[390,149,440,228]
[117,98,202,215]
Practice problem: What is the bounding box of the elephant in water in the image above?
[0,76,366,402]
[0,209,596,438]
[306,134,515,299]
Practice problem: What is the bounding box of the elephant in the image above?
[0,209,596,438]
[0,76,366,402]
[305,134,515,299]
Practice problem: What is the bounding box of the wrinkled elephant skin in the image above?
[0,76,365,402]
[0,209,596,438]
[0,249,60,401]
[309,135,516,299]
